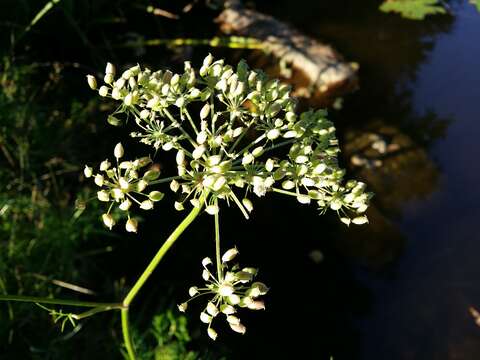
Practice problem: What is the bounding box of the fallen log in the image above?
[216,1,359,106]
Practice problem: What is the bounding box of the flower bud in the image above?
[251,282,269,295]
[192,145,206,159]
[200,312,212,324]
[119,199,132,211]
[177,302,187,312]
[222,248,238,263]
[190,198,200,208]
[207,302,219,317]
[196,131,208,144]
[84,166,93,178]
[94,174,104,187]
[149,191,164,202]
[175,150,185,165]
[229,323,246,334]
[139,109,150,119]
[174,202,184,211]
[102,214,115,229]
[340,217,351,226]
[330,199,343,211]
[247,300,265,310]
[104,73,114,85]
[219,282,235,297]
[203,53,213,68]
[205,204,219,215]
[125,218,138,233]
[235,271,253,282]
[313,163,326,174]
[175,96,185,108]
[220,304,236,315]
[100,160,111,171]
[105,62,115,76]
[242,153,254,165]
[119,177,129,190]
[200,103,210,120]
[202,257,213,267]
[242,198,253,213]
[189,286,199,297]
[86,75,97,90]
[212,176,226,191]
[111,87,121,100]
[143,169,160,181]
[98,86,109,97]
[97,190,110,202]
[111,188,124,200]
[140,200,154,210]
[227,315,240,325]
[267,128,280,140]
[137,180,148,192]
[297,194,311,204]
[170,180,180,192]
[281,180,295,190]
[207,327,217,340]
[227,294,241,305]
[114,143,124,159]
[352,216,368,225]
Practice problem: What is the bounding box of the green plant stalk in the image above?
[214,199,223,281]
[0,294,123,309]
[120,193,206,360]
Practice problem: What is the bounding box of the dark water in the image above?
[240,1,480,359]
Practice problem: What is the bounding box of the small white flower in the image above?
[84,166,93,178]
[202,257,213,267]
[125,218,138,233]
[98,86,109,97]
[200,312,212,324]
[102,214,115,229]
[140,200,154,210]
[222,248,238,263]
[189,286,199,297]
[229,323,246,334]
[207,327,218,341]
[97,190,110,202]
[119,199,132,211]
[100,160,111,171]
[86,75,97,90]
[94,174,104,187]
[114,143,124,159]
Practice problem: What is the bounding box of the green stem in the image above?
[121,309,136,360]
[73,305,121,320]
[120,193,207,360]
[272,187,298,197]
[0,295,123,309]
[214,199,223,281]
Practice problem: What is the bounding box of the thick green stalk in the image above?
[121,308,135,360]
[120,194,206,360]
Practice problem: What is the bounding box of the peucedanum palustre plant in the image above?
[0,54,371,359]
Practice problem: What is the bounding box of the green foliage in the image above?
[380,0,447,20]
[0,58,107,354]
[130,309,219,360]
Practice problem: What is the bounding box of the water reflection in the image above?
[240,1,480,359]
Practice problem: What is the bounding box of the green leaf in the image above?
[380,0,447,20]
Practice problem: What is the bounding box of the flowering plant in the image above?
[1,55,371,359]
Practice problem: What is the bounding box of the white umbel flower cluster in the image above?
[177,247,268,340]
[84,143,164,232]
[86,54,371,226]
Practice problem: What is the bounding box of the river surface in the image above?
[231,1,480,359]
